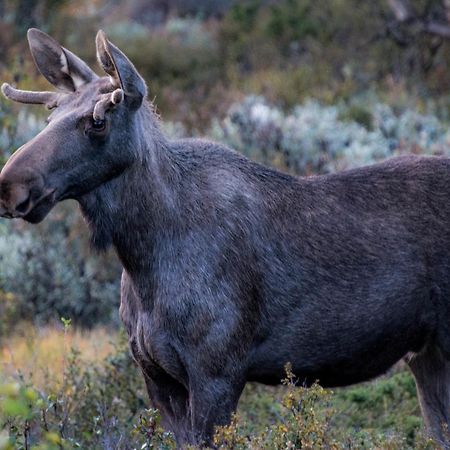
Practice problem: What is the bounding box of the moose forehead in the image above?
[48,77,115,118]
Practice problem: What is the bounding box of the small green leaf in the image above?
[1,397,29,417]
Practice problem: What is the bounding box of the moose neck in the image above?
[78,104,180,274]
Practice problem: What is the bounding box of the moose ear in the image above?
[95,30,147,108]
[27,28,97,92]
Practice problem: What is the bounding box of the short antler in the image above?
[93,88,123,121]
[1,83,59,109]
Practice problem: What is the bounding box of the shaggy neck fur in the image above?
[78,103,180,272]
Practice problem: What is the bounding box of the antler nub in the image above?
[1,83,59,109]
[111,88,123,105]
[93,88,123,121]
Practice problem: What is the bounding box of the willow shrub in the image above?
[0,339,437,450]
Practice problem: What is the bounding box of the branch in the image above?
[424,20,450,38]
[386,0,450,41]
[442,0,450,23]
[387,0,415,22]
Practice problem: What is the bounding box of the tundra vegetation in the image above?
[2,0,450,448]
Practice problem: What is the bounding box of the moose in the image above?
[1,29,450,448]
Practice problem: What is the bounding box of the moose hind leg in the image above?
[407,345,450,448]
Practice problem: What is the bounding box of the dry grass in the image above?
[0,325,116,388]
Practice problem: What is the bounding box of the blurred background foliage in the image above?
[2,0,450,448]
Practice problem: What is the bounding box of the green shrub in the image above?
[105,19,221,112]
[0,329,438,449]
[0,328,152,449]
[339,105,373,130]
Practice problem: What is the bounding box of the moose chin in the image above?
[1,28,450,448]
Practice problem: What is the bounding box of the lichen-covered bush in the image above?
[0,99,44,164]
[0,213,121,328]
[211,95,450,175]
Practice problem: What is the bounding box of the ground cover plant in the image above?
[0,324,437,449]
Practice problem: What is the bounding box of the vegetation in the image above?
[2,0,450,448]
[0,325,436,449]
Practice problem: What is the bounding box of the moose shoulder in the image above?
[1,29,450,448]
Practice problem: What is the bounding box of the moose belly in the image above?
[246,292,429,387]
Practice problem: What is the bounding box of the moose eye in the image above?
[84,115,109,138]
[92,118,106,131]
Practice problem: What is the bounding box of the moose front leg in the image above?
[140,364,192,447]
[187,376,246,446]
[143,366,245,447]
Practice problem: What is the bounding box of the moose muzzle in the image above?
[0,151,55,221]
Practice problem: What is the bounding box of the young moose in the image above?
[1,29,450,448]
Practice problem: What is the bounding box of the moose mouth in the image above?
[22,189,58,223]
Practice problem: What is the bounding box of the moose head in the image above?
[0,29,148,223]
